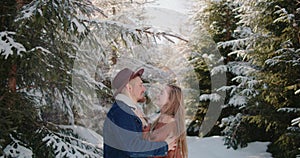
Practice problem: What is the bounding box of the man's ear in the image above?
[125,83,132,90]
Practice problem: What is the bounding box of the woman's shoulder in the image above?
[159,114,175,124]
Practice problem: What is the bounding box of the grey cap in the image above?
[112,68,144,97]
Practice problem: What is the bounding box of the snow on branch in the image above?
[93,19,188,46]
[16,0,107,22]
[135,28,189,43]
[228,95,246,108]
[115,21,188,43]
[211,65,227,75]
[232,76,248,85]
[0,31,26,59]
[265,48,299,67]
[30,46,52,54]
[218,61,258,109]
[15,0,106,35]
[217,85,236,92]
[228,61,256,76]
[2,135,33,158]
[219,113,242,129]
[228,50,248,59]
[233,26,253,38]
[15,0,40,21]
[274,6,295,24]
[292,117,300,127]
[42,127,102,157]
[217,38,249,50]
[199,93,221,102]
[219,113,243,148]
[71,18,87,33]
[59,125,103,148]
[277,108,300,113]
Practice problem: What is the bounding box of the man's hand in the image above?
[165,135,177,151]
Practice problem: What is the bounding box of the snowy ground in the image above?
[68,125,274,158]
[187,136,273,158]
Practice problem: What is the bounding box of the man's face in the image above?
[129,77,146,103]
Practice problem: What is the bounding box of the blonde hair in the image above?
[153,84,188,158]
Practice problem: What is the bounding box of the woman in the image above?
[144,84,188,158]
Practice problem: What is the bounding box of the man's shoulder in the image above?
[107,101,134,116]
[105,101,141,130]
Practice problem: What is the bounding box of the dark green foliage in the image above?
[0,1,16,31]
[268,130,300,158]
[246,1,300,157]
[187,56,211,136]
[204,0,239,42]
[0,0,104,156]
[192,0,300,157]
[188,0,242,137]
[223,121,267,150]
[0,92,39,156]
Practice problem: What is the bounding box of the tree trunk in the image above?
[7,0,26,93]
[8,64,17,93]
[16,0,25,10]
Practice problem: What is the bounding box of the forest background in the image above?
[0,0,299,158]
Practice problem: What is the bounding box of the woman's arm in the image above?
[149,120,176,142]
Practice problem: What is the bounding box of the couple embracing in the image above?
[103,68,188,158]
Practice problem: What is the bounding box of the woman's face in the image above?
[155,86,170,109]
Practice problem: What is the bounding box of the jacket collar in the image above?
[115,94,137,110]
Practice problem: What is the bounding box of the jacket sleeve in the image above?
[105,104,168,157]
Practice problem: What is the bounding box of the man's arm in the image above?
[106,106,168,157]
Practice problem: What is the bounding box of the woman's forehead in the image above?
[162,86,170,93]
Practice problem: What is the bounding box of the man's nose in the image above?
[142,85,146,92]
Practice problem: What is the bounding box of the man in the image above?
[103,68,175,158]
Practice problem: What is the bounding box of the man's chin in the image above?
[137,96,146,103]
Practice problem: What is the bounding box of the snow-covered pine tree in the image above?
[245,1,300,157]
[211,0,261,148]
[188,0,253,141]
[0,0,181,157]
[0,0,109,156]
[218,0,300,157]
[190,1,300,157]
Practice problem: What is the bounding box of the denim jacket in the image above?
[103,100,168,158]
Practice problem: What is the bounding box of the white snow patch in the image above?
[187,136,272,158]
